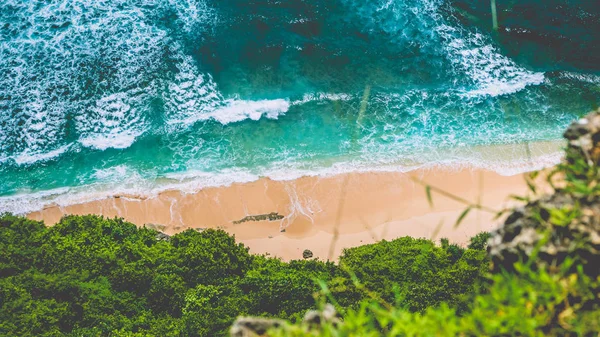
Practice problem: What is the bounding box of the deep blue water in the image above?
[1,0,599,213]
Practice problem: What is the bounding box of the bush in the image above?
[268,111,600,337]
[271,259,600,337]
[337,236,487,312]
[0,214,488,336]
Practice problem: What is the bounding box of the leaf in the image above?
[546,170,559,190]
[509,194,529,202]
[454,207,472,228]
[572,180,591,195]
[525,176,537,194]
[528,170,540,180]
[425,185,434,208]
[430,220,444,241]
[493,209,508,220]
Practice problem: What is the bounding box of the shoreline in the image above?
[20,140,565,261]
[3,140,563,214]
[28,167,533,261]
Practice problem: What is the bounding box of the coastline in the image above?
[27,166,535,261]
[21,140,564,261]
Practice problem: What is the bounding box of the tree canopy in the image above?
[0,214,488,337]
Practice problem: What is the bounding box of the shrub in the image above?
[0,214,487,336]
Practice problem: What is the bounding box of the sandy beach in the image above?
[27,165,535,261]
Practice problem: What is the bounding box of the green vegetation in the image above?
[0,214,488,336]
[273,262,600,336]
[5,115,600,337]
[267,113,600,336]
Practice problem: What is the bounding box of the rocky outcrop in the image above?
[303,304,342,327]
[488,192,600,276]
[230,317,285,337]
[233,212,285,225]
[563,109,600,165]
[488,110,600,276]
[144,223,167,231]
[229,304,341,336]
[144,223,171,241]
[155,232,171,241]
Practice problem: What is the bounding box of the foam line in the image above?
[0,143,564,216]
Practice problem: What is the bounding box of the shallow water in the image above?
[0,0,598,214]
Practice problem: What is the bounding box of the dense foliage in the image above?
[269,113,600,337]
[0,214,488,336]
[273,261,600,337]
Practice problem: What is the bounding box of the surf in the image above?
[0,0,599,214]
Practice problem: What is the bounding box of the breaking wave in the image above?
[0,0,598,213]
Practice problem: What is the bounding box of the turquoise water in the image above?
[1,0,599,213]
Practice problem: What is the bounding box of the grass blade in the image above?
[455,206,472,228]
[426,185,433,208]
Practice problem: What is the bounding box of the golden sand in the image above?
[27,167,532,261]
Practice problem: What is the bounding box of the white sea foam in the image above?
[163,53,224,125]
[0,168,260,215]
[437,27,545,98]
[280,183,323,230]
[0,0,215,163]
[168,90,351,127]
[79,133,141,151]
[214,98,290,123]
[262,144,564,181]
[76,91,148,150]
[93,165,131,180]
[556,71,600,84]
[291,92,354,105]
[11,144,72,166]
[419,0,547,97]
[0,0,575,215]
[190,91,355,125]
[163,169,260,190]
[0,77,70,161]
[176,98,291,125]
[346,0,545,98]
[169,0,218,34]
[0,140,564,216]
[164,52,290,127]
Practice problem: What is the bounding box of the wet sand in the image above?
[28,167,532,261]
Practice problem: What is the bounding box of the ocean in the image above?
[1,0,599,214]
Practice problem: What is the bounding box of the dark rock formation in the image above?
[155,232,171,241]
[563,109,600,166]
[233,212,284,224]
[302,249,313,259]
[144,223,167,231]
[488,192,600,276]
[488,110,600,276]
